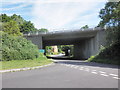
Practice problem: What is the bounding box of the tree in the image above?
[0,14,11,22]
[11,14,25,25]
[3,20,22,36]
[38,28,48,32]
[98,2,120,46]
[80,25,89,30]
[19,21,36,33]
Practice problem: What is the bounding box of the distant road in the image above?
[2,60,119,88]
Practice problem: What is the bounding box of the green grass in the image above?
[0,57,53,70]
[87,56,119,65]
[88,59,119,65]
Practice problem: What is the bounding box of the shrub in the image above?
[87,41,120,65]
[1,31,40,61]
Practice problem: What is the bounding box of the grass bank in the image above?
[87,56,119,65]
[0,57,53,70]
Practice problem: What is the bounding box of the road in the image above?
[2,60,119,88]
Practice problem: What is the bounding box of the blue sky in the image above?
[1,0,107,31]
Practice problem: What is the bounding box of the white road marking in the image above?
[100,74,109,77]
[113,77,119,79]
[109,74,118,77]
[91,72,97,74]
[60,64,119,80]
[99,71,106,73]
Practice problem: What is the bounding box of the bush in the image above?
[87,41,120,65]
[1,31,40,61]
[97,41,120,60]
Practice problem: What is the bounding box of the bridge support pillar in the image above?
[24,35,43,49]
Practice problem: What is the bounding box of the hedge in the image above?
[1,31,40,61]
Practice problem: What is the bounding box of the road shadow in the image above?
[52,59,120,69]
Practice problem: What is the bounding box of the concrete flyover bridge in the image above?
[24,28,106,60]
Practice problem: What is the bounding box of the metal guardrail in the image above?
[23,27,104,36]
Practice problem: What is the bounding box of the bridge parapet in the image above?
[23,27,104,36]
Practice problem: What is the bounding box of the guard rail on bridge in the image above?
[23,27,105,36]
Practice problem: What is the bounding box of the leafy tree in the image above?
[19,21,36,33]
[0,14,37,34]
[2,20,22,36]
[80,25,89,30]
[90,2,120,63]
[11,14,25,25]
[0,14,11,22]
[38,28,48,32]
[98,2,120,46]
[1,31,40,61]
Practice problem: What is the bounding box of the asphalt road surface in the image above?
[2,60,120,88]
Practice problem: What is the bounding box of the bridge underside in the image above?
[43,30,104,59]
[24,29,105,60]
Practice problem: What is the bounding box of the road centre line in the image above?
[100,74,108,77]
[91,71,97,74]
[99,71,106,73]
[109,74,118,77]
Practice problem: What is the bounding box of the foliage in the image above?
[10,14,25,25]
[0,14,37,33]
[88,42,120,65]
[88,58,119,65]
[1,31,40,61]
[45,46,53,55]
[80,25,89,30]
[19,21,36,33]
[88,2,120,65]
[61,45,74,56]
[98,2,120,46]
[0,14,11,22]
[38,28,48,33]
[97,42,120,60]
[98,2,120,27]
[2,20,22,36]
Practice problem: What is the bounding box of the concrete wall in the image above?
[24,35,43,49]
[73,30,106,59]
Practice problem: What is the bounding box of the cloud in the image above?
[1,0,107,31]
[1,3,30,11]
[31,1,106,30]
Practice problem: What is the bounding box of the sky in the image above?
[1,0,107,31]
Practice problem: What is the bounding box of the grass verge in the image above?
[87,56,119,65]
[0,57,53,70]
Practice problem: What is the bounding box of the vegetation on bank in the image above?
[87,2,120,65]
[1,31,40,61]
[0,14,51,70]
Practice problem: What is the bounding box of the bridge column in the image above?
[24,35,43,49]
[73,30,106,60]
[73,39,94,60]
[73,41,86,60]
